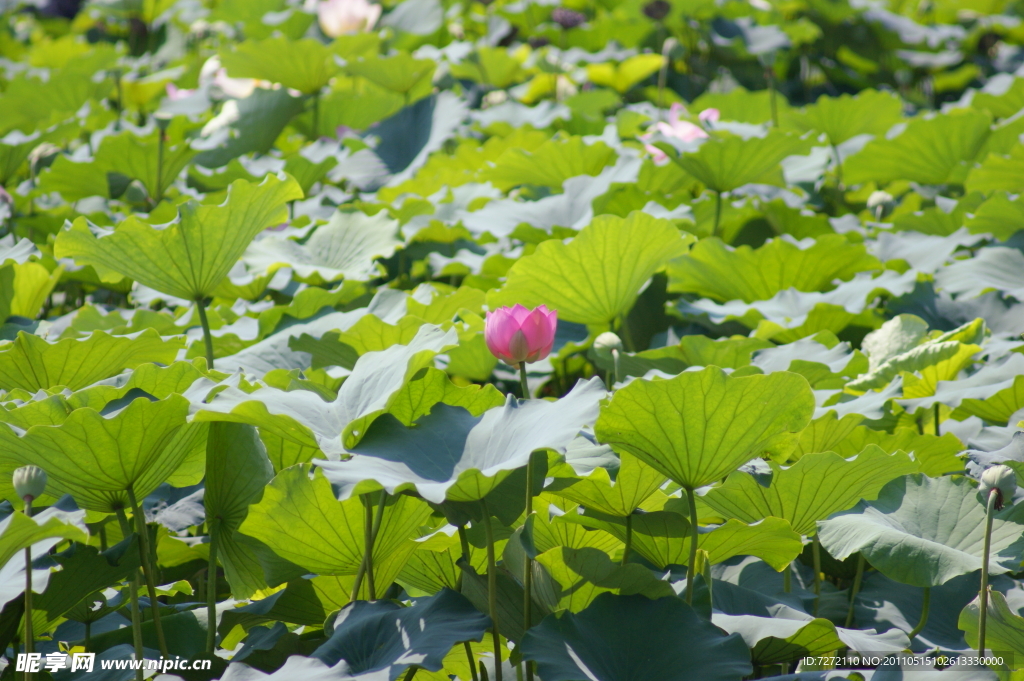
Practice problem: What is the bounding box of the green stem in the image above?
[521,411,536,681]
[908,587,931,641]
[519,363,530,400]
[979,489,997,655]
[352,491,388,600]
[481,499,503,681]
[621,513,632,566]
[311,92,321,140]
[685,488,699,605]
[766,67,778,128]
[712,190,723,240]
[403,667,418,681]
[831,142,843,190]
[116,509,145,681]
[845,554,865,629]
[85,621,91,652]
[206,519,219,654]
[464,641,480,681]
[934,403,941,436]
[155,129,165,203]
[195,298,215,370]
[812,536,822,617]
[611,349,620,388]
[126,487,170,659]
[22,500,33,681]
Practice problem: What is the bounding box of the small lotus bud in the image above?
[593,332,623,361]
[642,0,671,21]
[552,7,586,29]
[13,466,47,503]
[866,190,893,210]
[980,464,1017,509]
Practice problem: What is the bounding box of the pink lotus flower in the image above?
[641,104,720,164]
[165,83,194,101]
[318,0,382,37]
[485,304,558,368]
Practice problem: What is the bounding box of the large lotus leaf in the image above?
[668,235,882,302]
[959,590,1024,666]
[935,247,1024,301]
[844,109,992,185]
[0,507,87,572]
[591,335,774,380]
[848,340,981,394]
[0,395,208,512]
[187,324,458,457]
[54,174,303,301]
[239,464,432,582]
[206,422,275,599]
[965,144,1024,194]
[39,128,196,201]
[480,136,616,192]
[521,592,752,681]
[784,90,904,146]
[595,367,814,490]
[904,353,1024,421]
[535,546,677,613]
[0,262,61,322]
[546,452,667,517]
[312,589,489,679]
[489,211,692,326]
[345,53,435,97]
[818,474,1024,588]
[315,377,605,503]
[0,329,183,392]
[668,130,811,192]
[585,54,664,94]
[701,447,919,536]
[965,192,1024,241]
[571,511,802,571]
[194,89,308,169]
[242,210,401,284]
[220,37,340,94]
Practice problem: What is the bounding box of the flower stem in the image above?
[934,403,941,436]
[845,554,865,628]
[206,518,219,654]
[115,509,146,681]
[908,587,930,641]
[685,487,699,605]
[126,486,170,659]
[352,491,388,601]
[621,513,632,566]
[979,489,998,656]
[812,536,822,617]
[518,364,530,400]
[481,499,503,681]
[831,142,843,190]
[22,499,33,681]
[195,297,215,370]
[456,524,480,681]
[712,190,723,240]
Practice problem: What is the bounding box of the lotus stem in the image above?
[195,297,215,370]
[155,127,166,203]
[831,142,843,189]
[712,190,723,240]
[845,554,865,628]
[352,491,388,601]
[766,66,778,128]
[403,667,417,681]
[812,536,822,617]
[519,364,530,400]
[908,587,930,641]
[480,499,503,681]
[126,486,170,659]
[612,348,620,388]
[22,499,33,681]
[621,513,632,566]
[206,518,219,654]
[685,487,699,605]
[115,509,146,681]
[934,403,941,436]
[311,92,321,140]
[520,377,537,681]
[464,641,480,681]
[979,488,998,656]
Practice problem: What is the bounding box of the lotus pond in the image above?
[2,0,1024,679]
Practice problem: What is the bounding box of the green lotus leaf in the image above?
[571,511,802,571]
[38,128,197,202]
[701,446,919,536]
[668,130,812,192]
[315,377,605,503]
[589,336,774,380]
[239,464,432,582]
[965,191,1024,240]
[668,235,882,302]
[55,174,302,301]
[489,211,693,326]
[480,136,616,192]
[935,246,1024,302]
[0,395,207,512]
[194,89,308,169]
[187,324,458,457]
[966,143,1024,194]
[818,474,1024,587]
[345,53,436,98]
[586,54,664,94]
[546,452,667,517]
[0,262,62,323]
[784,89,904,146]
[0,329,184,392]
[844,109,992,185]
[535,546,676,613]
[521,593,752,681]
[959,589,1024,667]
[241,209,401,284]
[595,367,814,491]
[219,37,340,94]
[0,507,88,573]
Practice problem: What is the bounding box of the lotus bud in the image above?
[552,7,586,29]
[642,0,671,20]
[980,465,1017,509]
[485,304,558,368]
[866,190,893,210]
[592,332,623,361]
[13,466,47,503]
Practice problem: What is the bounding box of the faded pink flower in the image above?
[318,0,382,37]
[165,83,194,101]
[485,304,558,368]
[641,103,719,163]
[699,107,720,124]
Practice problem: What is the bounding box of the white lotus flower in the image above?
[317,0,382,37]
